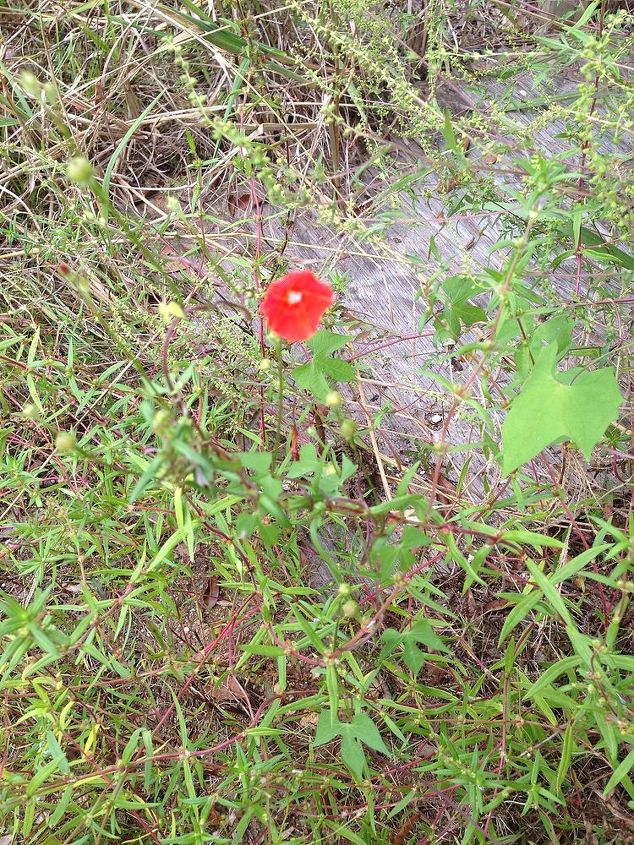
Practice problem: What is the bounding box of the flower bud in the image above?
[324,390,341,407]
[20,71,41,98]
[43,82,58,103]
[66,157,94,186]
[165,196,183,214]
[152,408,171,434]
[158,301,186,323]
[22,403,40,420]
[339,418,356,440]
[55,431,76,453]
[342,600,358,618]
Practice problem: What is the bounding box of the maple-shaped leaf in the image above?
[380,620,448,675]
[293,330,355,399]
[502,343,623,475]
[314,711,390,778]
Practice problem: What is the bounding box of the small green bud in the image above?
[43,81,58,103]
[165,195,183,214]
[55,431,76,453]
[158,301,186,323]
[66,157,94,186]
[152,409,171,434]
[339,418,356,440]
[22,403,40,420]
[324,390,341,407]
[338,583,352,597]
[342,599,358,618]
[20,71,41,99]
[76,278,92,298]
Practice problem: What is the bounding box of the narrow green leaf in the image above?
[526,560,573,627]
[524,655,581,700]
[499,590,542,645]
[555,723,575,793]
[102,93,164,217]
[46,731,71,775]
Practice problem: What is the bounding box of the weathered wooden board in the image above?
[159,68,631,503]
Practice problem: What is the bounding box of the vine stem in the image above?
[273,339,285,465]
[427,211,536,510]
[575,0,604,297]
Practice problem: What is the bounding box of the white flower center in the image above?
[287,290,303,305]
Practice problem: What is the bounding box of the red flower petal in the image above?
[261,270,335,343]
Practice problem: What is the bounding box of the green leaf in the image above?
[129,454,165,501]
[603,748,634,798]
[307,330,351,358]
[502,343,623,474]
[320,357,356,382]
[380,620,447,674]
[441,109,461,156]
[294,331,355,399]
[237,451,272,476]
[351,712,389,755]
[409,620,448,652]
[286,443,320,478]
[103,93,164,218]
[555,723,575,794]
[525,561,572,628]
[314,711,341,746]
[341,731,365,779]
[46,731,71,775]
[524,655,581,700]
[568,222,634,270]
[499,529,563,550]
[162,2,308,82]
[516,316,574,377]
[314,711,390,778]
[293,361,330,398]
[401,639,424,674]
[498,590,543,645]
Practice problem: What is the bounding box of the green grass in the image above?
[1,1,633,844]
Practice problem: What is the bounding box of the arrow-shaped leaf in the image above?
[314,710,390,778]
[294,331,354,399]
[502,343,622,475]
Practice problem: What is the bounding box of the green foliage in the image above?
[1,1,633,844]
[380,618,449,674]
[502,343,623,474]
[314,710,390,779]
[293,331,356,399]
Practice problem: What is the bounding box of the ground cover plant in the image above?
[0,1,633,843]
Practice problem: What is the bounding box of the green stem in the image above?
[273,340,285,466]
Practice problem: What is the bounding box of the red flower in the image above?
[261,270,335,343]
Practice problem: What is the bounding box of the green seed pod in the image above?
[55,431,76,453]
[339,418,356,440]
[342,600,358,618]
[66,157,94,186]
